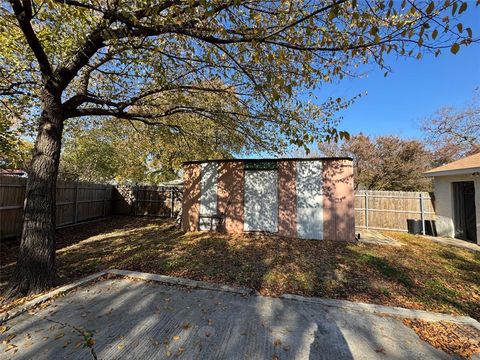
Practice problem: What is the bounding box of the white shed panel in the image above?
[296,160,323,240]
[244,170,278,232]
[199,162,218,230]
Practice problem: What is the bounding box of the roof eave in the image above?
[182,157,353,165]
[424,167,480,177]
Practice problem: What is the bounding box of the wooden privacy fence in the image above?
[0,176,183,239]
[0,175,114,239]
[1,176,434,238]
[354,190,435,233]
[113,185,182,217]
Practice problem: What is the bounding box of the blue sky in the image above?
[318,7,480,141]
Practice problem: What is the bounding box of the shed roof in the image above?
[182,157,353,165]
[424,152,480,177]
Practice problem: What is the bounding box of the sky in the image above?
[317,7,480,141]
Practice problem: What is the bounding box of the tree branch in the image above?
[9,0,53,78]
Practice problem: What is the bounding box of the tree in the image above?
[318,134,433,191]
[60,117,246,184]
[0,0,475,297]
[60,84,249,183]
[0,117,32,170]
[422,91,480,166]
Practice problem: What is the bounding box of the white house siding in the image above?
[199,162,218,230]
[296,160,323,240]
[244,170,278,232]
[433,174,480,244]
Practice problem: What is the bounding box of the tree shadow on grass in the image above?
[3,215,479,322]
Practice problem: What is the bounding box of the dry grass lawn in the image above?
[1,216,479,321]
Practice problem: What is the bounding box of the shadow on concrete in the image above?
[1,276,451,359]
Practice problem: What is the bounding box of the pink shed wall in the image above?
[181,163,201,231]
[278,161,297,237]
[322,159,355,241]
[217,161,244,233]
[182,158,354,241]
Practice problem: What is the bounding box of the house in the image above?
[424,152,480,244]
[181,158,355,241]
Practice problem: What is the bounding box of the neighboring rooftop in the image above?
[425,152,480,177]
[157,178,184,187]
[0,169,27,177]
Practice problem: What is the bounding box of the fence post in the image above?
[73,182,78,224]
[103,186,107,217]
[420,192,425,235]
[365,191,369,229]
[170,188,175,218]
[133,186,138,216]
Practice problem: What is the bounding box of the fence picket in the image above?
[354,190,435,232]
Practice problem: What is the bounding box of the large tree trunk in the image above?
[6,90,64,298]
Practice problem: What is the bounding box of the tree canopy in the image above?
[422,91,480,166]
[1,0,476,151]
[0,117,32,170]
[318,134,433,191]
[60,111,246,183]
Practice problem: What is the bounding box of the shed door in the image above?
[296,160,323,240]
[244,170,278,232]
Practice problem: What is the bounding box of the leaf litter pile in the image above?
[403,319,480,359]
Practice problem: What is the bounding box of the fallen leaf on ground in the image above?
[5,343,17,352]
[2,333,16,344]
[403,319,480,359]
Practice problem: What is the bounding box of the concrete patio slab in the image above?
[1,271,473,359]
[356,229,401,246]
[422,235,480,252]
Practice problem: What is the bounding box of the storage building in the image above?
[181,158,354,241]
[425,152,480,244]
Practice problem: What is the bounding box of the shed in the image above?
[181,158,354,241]
[425,152,480,244]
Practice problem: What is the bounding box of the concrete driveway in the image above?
[1,271,474,359]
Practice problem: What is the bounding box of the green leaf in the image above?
[452,2,458,15]
[426,2,435,14]
[457,23,463,33]
[339,131,350,141]
[458,2,467,14]
[432,29,438,40]
[450,43,460,54]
